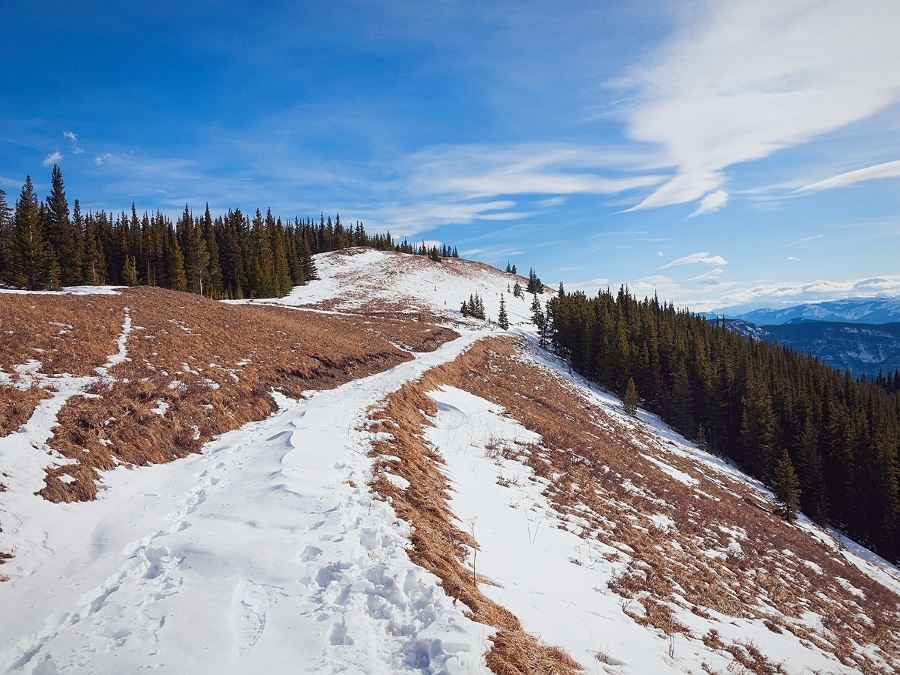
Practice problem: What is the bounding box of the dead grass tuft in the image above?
[0,386,48,436]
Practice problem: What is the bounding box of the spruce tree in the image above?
[167,235,187,291]
[271,218,293,295]
[623,377,639,416]
[739,373,776,477]
[531,294,547,345]
[81,204,106,284]
[498,295,509,329]
[299,234,318,282]
[9,176,59,290]
[248,209,275,297]
[202,205,223,298]
[0,187,11,284]
[122,254,138,286]
[513,281,522,298]
[45,164,81,285]
[773,449,802,521]
[181,207,210,295]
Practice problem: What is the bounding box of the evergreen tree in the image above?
[773,449,802,521]
[739,373,776,477]
[0,187,11,283]
[80,203,106,284]
[9,176,59,290]
[167,235,187,291]
[513,281,522,298]
[202,205,223,298]
[271,217,293,295]
[45,164,81,285]
[181,207,210,295]
[299,234,318,281]
[461,299,469,317]
[623,377,639,416]
[248,209,275,297]
[531,294,547,346]
[121,254,138,286]
[498,295,509,329]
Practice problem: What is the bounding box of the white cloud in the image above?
[711,275,900,310]
[616,0,900,211]
[656,250,664,256]
[660,251,728,269]
[63,130,84,154]
[687,268,724,283]
[797,159,900,193]
[534,196,567,208]
[405,143,665,200]
[567,272,900,313]
[42,150,63,167]
[364,200,520,236]
[786,233,823,248]
[787,255,799,262]
[689,189,728,217]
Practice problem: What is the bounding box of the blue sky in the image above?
[2,0,899,311]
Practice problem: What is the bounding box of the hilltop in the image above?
[0,250,898,674]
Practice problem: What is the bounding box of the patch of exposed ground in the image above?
[369,337,900,674]
[0,287,457,504]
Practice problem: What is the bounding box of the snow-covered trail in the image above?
[0,332,492,674]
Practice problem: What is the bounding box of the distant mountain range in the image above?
[701,297,900,379]
[718,319,900,379]
[709,296,900,325]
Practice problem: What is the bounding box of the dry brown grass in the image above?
[367,378,582,674]
[0,293,125,376]
[0,287,457,503]
[0,386,47,436]
[385,336,900,674]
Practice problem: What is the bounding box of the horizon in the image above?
[3,1,899,312]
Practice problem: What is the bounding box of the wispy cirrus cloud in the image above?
[786,233,823,248]
[614,0,900,214]
[797,159,900,193]
[403,143,663,191]
[660,251,728,269]
[687,268,724,283]
[63,130,84,154]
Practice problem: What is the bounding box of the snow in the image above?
[0,285,122,295]
[2,251,898,673]
[0,332,493,674]
[423,385,854,675]
[241,248,556,333]
[95,307,132,379]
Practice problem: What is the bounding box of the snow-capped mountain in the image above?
[715,296,900,325]
[1,250,898,674]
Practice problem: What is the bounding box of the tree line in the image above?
[0,167,458,298]
[541,285,899,561]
